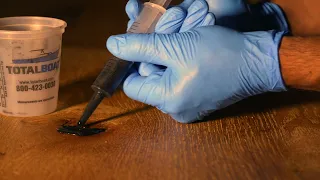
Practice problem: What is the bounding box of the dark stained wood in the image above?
[0,0,320,179]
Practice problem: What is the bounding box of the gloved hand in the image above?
[107,26,287,123]
[126,0,215,76]
[125,0,289,76]
[208,0,289,33]
[126,0,215,33]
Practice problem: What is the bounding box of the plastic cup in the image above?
[0,17,67,117]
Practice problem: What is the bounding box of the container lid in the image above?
[0,16,67,39]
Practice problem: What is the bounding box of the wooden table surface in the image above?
[0,0,319,179]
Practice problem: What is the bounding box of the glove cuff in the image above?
[243,30,287,93]
[267,30,288,92]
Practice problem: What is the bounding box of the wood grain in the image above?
[1,87,319,180]
[0,0,319,180]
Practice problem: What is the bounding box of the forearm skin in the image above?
[279,37,320,91]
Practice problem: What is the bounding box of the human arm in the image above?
[280,37,320,91]
[110,0,319,123]
[124,0,319,92]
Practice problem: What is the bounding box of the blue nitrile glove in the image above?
[176,0,289,33]
[126,0,215,33]
[126,0,215,76]
[107,26,287,123]
[125,0,289,76]
[211,0,289,33]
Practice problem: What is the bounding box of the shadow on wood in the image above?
[204,90,320,121]
[86,106,153,127]
[56,76,98,111]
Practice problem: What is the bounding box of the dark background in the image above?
[0,0,128,48]
[0,0,183,86]
[0,0,181,48]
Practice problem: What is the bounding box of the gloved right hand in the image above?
[107,26,287,123]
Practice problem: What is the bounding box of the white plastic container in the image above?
[0,17,67,117]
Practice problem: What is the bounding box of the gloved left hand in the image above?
[126,0,215,76]
[107,26,287,123]
[125,0,289,77]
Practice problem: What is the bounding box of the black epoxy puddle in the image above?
[57,107,152,136]
[57,125,105,136]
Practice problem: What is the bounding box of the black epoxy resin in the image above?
[57,91,106,136]
[57,125,105,136]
